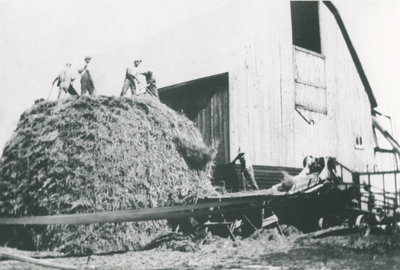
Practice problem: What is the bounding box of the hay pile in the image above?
[0,95,217,254]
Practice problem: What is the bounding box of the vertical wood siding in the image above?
[93,1,381,171]
[194,84,230,164]
[295,83,327,114]
[160,74,229,164]
[318,4,375,171]
[293,46,327,113]
[228,1,295,167]
[293,46,326,88]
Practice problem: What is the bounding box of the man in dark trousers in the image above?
[144,70,159,100]
[231,148,259,190]
[78,56,95,95]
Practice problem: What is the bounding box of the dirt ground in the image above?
[1,229,400,270]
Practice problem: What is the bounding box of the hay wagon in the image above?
[196,181,354,238]
[289,181,398,236]
[321,164,400,236]
[203,162,399,238]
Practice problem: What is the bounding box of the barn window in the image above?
[291,1,321,53]
[355,136,364,150]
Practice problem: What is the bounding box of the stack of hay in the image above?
[0,95,217,255]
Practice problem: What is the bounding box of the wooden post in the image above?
[382,173,386,210]
[241,172,246,191]
[352,172,361,209]
[261,200,266,219]
[394,173,398,232]
[242,214,257,231]
[276,221,284,236]
[341,166,343,179]
[395,173,399,208]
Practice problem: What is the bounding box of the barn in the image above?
[91,1,400,187]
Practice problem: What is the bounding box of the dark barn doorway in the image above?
[159,73,230,164]
[291,1,321,53]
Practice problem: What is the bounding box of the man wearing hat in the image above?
[231,148,259,190]
[78,56,95,96]
[120,59,146,96]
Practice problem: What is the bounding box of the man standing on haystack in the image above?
[52,63,78,99]
[231,148,259,190]
[120,59,147,96]
[144,70,159,100]
[78,56,95,96]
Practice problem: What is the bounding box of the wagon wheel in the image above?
[318,215,341,230]
[355,214,371,237]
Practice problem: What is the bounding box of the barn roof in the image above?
[323,1,378,109]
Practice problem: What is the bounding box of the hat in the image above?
[134,59,142,63]
[84,56,92,60]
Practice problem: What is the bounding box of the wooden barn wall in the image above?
[195,85,230,164]
[159,76,230,164]
[89,1,277,165]
[321,3,376,171]
[374,152,398,171]
[90,1,293,167]
[293,46,327,114]
[229,1,377,170]
[285,4,376,171]
[228,1,296,167]
[294,46,326,88]
[90,1,378,171]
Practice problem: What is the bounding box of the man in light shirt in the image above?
[52,63,78,99]
[120,59,147,96]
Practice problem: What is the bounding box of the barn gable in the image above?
[91,1,395,172]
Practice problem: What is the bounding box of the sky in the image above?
[0,0,399,152]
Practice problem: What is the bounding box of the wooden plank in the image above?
[0,200,262,225]
[204,221,233,226]
[242,214,258,231]
[293,46,326,87]
[359,170,400,176]
[0,251,78,270]
[223,82,230,162]
[295,83,327,114]
[297,225,347,239]
[253,165,301,172]
[262,214,279,228]
[226,225,236,241]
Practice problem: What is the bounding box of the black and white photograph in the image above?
[0,0,399,269]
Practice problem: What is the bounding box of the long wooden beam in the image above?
[0,198,264,225]
[0,251,78,270]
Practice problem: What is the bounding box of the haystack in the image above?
[0,95,217,254]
